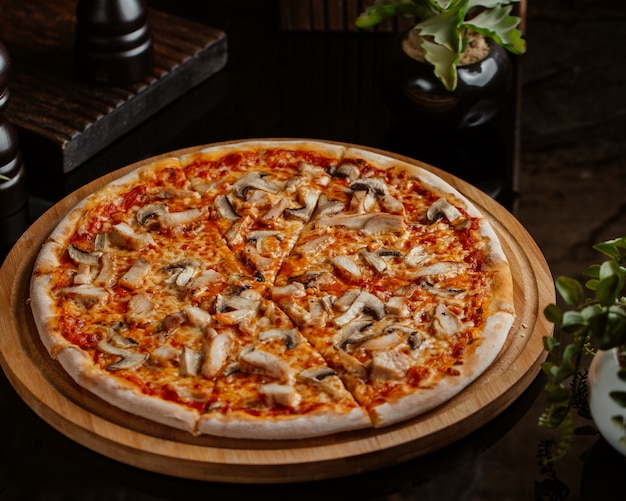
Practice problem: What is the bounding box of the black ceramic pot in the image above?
[383,33,513,128]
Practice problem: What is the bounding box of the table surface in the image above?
[1,2,624,499]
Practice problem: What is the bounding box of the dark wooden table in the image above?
[0,1,623,499]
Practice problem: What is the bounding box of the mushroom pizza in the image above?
[29,140,515,439]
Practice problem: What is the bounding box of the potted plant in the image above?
[539,237,626,460]
[355,0,526,127]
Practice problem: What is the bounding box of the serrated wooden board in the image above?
[0,141,554,483]
[1,0,227,175]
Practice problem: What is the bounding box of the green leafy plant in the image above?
[355,0,526,91]
[539,237,626,461]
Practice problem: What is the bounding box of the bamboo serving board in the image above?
[0,141,554,483]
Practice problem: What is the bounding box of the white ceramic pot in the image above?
[588,348,626,456]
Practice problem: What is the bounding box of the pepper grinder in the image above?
[75,0,154,85]
[0,42,29,253]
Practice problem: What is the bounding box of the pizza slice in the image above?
[197,288,371,439]
[180,141,346,283]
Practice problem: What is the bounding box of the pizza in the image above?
[29,139,515,440]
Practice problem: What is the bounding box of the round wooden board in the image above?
[0,140,554,483]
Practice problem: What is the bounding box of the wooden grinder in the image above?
[75,0,154,85]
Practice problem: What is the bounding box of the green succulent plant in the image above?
[355,0,526,91]
[539,237,626,462]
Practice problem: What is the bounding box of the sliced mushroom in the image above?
[215,195,241,220]
[336,320,375,349]
[289,271,334,290]
[284,189,320,222]
[162,258,202,273]
[259,328,300,349]
[136,203,168,228]
[332,163,360,181]
[333,290,385,326]
[426,198,463,223]
[215,293,261,314]
[233,172,280,200]
[299,366,337,382]
[312,194,344,219]
[108,329,138,349]
[384,324,423,350]
[119,257,151,290]
[408,330,423,350]
[238,347,291,381]
[349,189,377,214]
[163,260,201,287]
[349,177,387,195]
[136,204,205,229]
[68,244,101,267]
[298,367,344,399]
[421,282,466,297]
[178,266,198,288]
[247,231,283,255]
[179,345,203,376]
[97,340,147,371]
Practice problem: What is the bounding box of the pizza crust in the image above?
[198,406,372,440]
[56,347,200,434]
